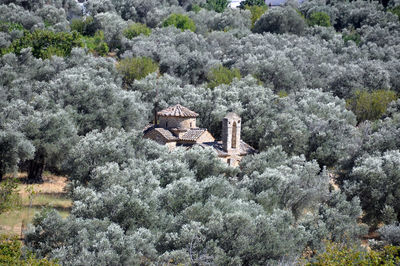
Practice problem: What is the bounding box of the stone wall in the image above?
[158,116,196,129]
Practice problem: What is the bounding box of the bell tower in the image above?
[222,112,241,154]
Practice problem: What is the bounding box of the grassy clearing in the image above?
[0,173,71,236]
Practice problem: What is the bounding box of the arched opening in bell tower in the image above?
[232,122,237,149]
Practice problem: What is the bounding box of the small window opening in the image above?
[166,121,168,128]
[232,122,237,149]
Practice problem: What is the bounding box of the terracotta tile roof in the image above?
[157,104,199,118]
[143,125,178,141]
[180,129,207,141]
[154,128,178,141]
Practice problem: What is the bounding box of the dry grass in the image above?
[0,173,72,236]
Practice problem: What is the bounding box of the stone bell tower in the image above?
[222,112,241,154]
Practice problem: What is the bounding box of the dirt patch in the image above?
[0,173,71,237]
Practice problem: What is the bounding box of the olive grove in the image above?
[0,0,400,263]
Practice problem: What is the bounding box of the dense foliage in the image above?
[0,234,57,265]
[309,242,400,265]
[0,0,400,263]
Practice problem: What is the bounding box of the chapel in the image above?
[143,104,256,166]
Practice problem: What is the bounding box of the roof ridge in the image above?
[157,104,199,118]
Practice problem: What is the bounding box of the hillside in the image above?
[1,0,400,264]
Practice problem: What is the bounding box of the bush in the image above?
[81,30,109,56]
[123,23,151,39]
[253,7,306,35]
[1,29,83,59]
[0,178,20,214]
[346,90,397,123]
[342,31,361,45]
[70,16,96,36]
[388,6,400,22]
[307,12,331,27]
[245,5,268,27]
[162,14,196,32]
[379,224,400,246]
[207,65,241,88]
[0,234,57,265]
[309,242,400,265]
[205,0,230,13]
[117,57,159,85]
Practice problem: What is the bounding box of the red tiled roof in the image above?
[157,104,199,118]
[180,129,207,141]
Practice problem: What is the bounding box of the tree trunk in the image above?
[0,161,3,182]
[27,151,45,183]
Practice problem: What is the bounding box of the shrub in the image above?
[0,234,57,265]
[0,178,20,214]
[162,14,196,32]
[2,29,83,59]
[70,16,96,36]
[253,7,306,35]
[309,242,400,265]
[123,23,151,39]
[117,57,159,85]
[342,31,361,45]
[346,90,397,123]
[207,65,241,88]
[378,224,400,246]
[205,0,230,13]
[245,5,268,27]
[82,30,109,56]
[388,6,400,22]
[307,12,331,27]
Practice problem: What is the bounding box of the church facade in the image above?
[143,104,256,166]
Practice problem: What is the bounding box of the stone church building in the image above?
[143,104,256,166]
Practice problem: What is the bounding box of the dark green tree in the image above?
[205,0,230,13]
[239,0,266,9]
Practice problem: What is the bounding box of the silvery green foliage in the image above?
[362,102,400,154]
[93,12,128,50]
[344,150,400,224]
[0,99,34,179]
[84,0,115,16]
[301,191,366,250]
[25,132,364,264]
[301,0,397,30]
[190,8,251,36]
[0,4,43,29]
[253,6,306,35]
[0,129,34,179]
[239,146,329,218]
[65,127,159,185]
[34,5,69,31]
[21,107,78,170]
[24,209,156,265]
[124,27,218,84]
[378,223,400,246]
[132,74,360,167]
[113,0,184,27]
[1,48,149,135]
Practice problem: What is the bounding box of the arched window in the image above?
[232,122,237,149]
